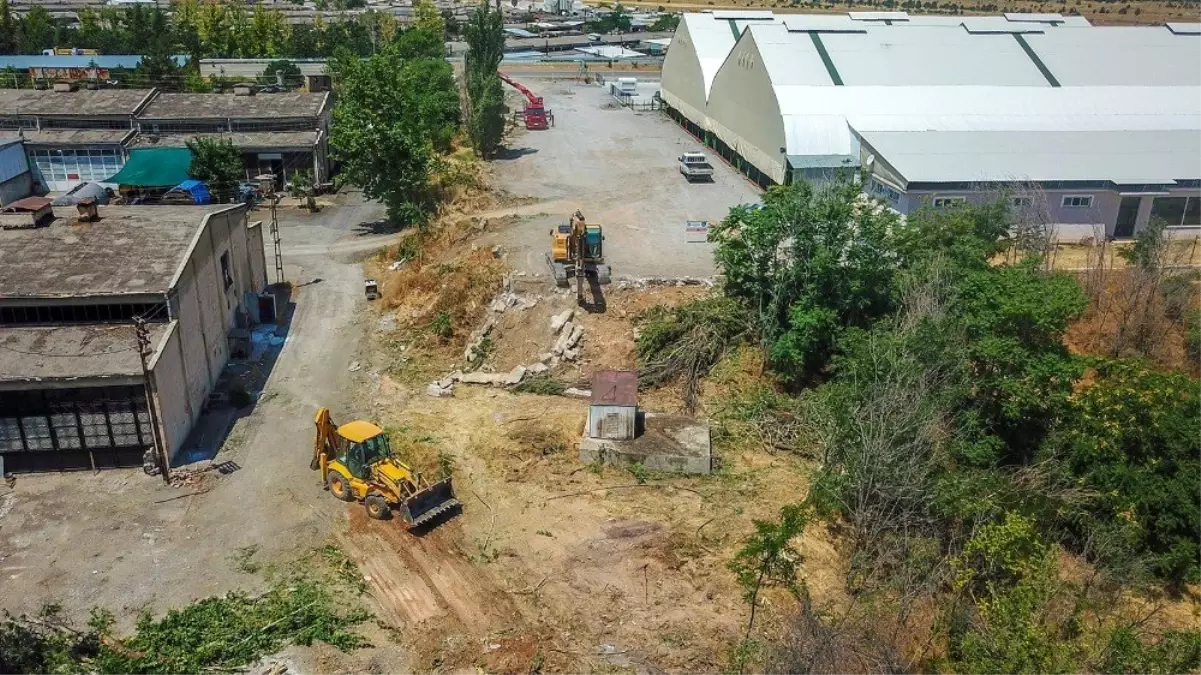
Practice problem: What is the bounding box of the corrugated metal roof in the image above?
[591,370,638,407]
[1022,27,1201,86]
[858,129,1201,184]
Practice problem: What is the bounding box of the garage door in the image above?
[0,385,153,473]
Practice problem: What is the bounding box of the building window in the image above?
[1062,195,1093,208]
[1011,196,1033,208]
[1150,196,1201,227]
[932,197,965,208]
[220,251,234,290]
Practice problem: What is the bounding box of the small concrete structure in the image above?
[579,412,713,475]
[588,370,637,440]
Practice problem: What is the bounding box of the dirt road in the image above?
[0,195,389,625]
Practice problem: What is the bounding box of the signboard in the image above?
[685,220,710,243]
[29,67,111,81]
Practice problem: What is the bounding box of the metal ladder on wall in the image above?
[269,196,284,284]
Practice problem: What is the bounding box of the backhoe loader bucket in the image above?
[399,476,460,528]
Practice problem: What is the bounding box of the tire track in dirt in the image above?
[344,510,513,633]
[340,514,445,627]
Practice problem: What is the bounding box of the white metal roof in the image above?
[747,24,832,86]
[818,26,1050,86]
[858,129,1201,184]
[1022,27,1201,86]
[1167,23,1201,35]
[773,85,1201,158]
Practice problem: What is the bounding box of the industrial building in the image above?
[0,204,268,473]
[662,11,1201,238]
[135,91,333,188]
[0,88,152,193]
[0,86,333,196]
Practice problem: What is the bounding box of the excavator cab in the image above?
[312,408,460,527]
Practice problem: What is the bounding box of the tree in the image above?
[329,39,458,227]
[186,137,244,199]
[264,59,303,88]
[1045,360,1201,584]
[0,0,18,55]
[709,177,900,382]
[649,13,680,31]
[729,504,809,639]
[19,5,56,54]
[463,0,506,158]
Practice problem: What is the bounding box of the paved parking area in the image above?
[488,78,761,280]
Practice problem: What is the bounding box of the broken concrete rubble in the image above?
[564,388,591,398]
[550,309,574,334]
[426,382,454,397]
[527,362,549,375]
[451,365,526,387]
[463,317,496,363]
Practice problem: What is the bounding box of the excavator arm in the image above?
[311,406,338,476]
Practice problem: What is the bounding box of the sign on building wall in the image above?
[29,67,111,81]
[868,178,902,209]
[685,220,709,243]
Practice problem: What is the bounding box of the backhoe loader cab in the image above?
[312,408,459,527]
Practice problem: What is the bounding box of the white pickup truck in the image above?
[678,151,715,182]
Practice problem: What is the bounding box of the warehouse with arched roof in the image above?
[659,12,1201,238]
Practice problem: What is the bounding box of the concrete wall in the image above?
[248,220,268,292]
[164,205,268,444]
[148,321,190,457]
[706,33,789,184]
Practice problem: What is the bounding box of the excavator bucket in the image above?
[398,476,460,528]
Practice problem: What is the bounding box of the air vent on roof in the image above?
[1166,22,1201,35]
[1003,12,1065,23]
[848,11,909,22]
[783,16,867,33]
[961,17,1045,34]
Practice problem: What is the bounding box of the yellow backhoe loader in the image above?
[311,407,459,527]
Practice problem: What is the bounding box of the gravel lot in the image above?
[487,78,761,280]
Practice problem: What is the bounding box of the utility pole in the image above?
[134,316,170,484]
[270,195,284,284]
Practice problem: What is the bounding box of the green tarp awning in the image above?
[105,148,193,187]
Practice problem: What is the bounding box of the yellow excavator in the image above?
[311,407,459,527]
[548,210,611,303]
